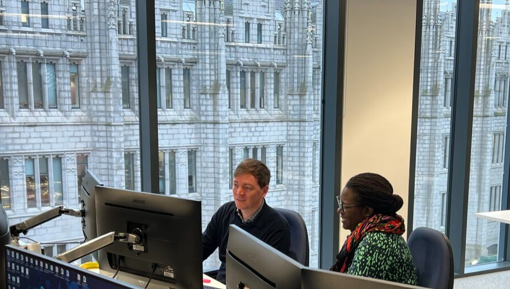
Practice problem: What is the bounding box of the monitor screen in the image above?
[226,225,303,289]
[4,244,134,289]
[94,186,203,289]
[301,268,427,289]
[80,170,103,242]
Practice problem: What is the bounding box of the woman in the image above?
[330,173,417,285]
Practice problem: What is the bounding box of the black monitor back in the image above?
[0,205,11,285]
[95,186,203,289]
[226,225,302,289]
[301,268,429,289]
[80,170,103,242]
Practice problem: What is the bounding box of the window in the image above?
[260,72,265,108]
[261,147,266,164]
[489,185,501,212]
[161,13,167,37]
[46,63,57,108]
[440,192,447,228]
[17,61,29,109]
[53,157,63,206]
[70,64,80,108]
[41,2,49,29]
[443,136,450,169]
[76,154,88,193]
[188,150,197,193]
[252,147,258,160]
[157,68,161,108]
[32,62,43,108]
[257,23,262,44]
[240,71,246,108]
[448,39,453,57]
[227,70,231,109]
[21,0,30,27]
[250,72,255,108]
[57,244,66,255]
[226,19,231,42]
[492,132,505,165]
[125,152,135,190]
[43,246,53,257]
[494,75,508,109]
[39,158,50,207]
[274,71,280,108]
[25,159,36,208]
[245,22,250,43]
[243,147,249,159]
[0,159,10,209]
[184,69,191,108]
[0,62,4,109]
[0,11,4,26]
[276,146,283,184]
[169,151,176,195]
[165,68,173,108]
[444,76,452,109]
[159,151,165,194]
[121,65,130,109]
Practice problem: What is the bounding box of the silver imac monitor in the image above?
[80,170,103,242]
[95,186,203,289]
[301,267,428,289]
[226,225,303,289]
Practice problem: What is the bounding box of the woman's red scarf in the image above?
[330,214,405,273]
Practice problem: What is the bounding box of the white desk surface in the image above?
[475,210,510,224]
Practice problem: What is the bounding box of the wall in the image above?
[340,0,418,242]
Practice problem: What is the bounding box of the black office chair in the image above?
[275,207,309,266]
[407,227,454,289]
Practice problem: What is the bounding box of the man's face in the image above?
[232,173,268,213]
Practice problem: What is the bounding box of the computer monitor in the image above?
[80,170,103,241]
[4,244,135,288]
[226,225,303,289]
[94,186,203,289]
[301,267,427,289]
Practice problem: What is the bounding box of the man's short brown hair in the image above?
[234,159,271,188]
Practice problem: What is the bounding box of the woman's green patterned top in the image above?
[346,232,418,285]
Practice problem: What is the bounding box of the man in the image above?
[202,159,291,283]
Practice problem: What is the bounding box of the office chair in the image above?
[407,227,454,289]
[275,207,309,266]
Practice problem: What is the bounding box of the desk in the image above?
[475,210,510,224]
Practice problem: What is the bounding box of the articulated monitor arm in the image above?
[10,206,83,238]
[55,231,141,263]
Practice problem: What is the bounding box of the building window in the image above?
[188,150,197,193]
[229,148,234,189]
[0,159,10,209]
[156,68,161,108]
[252,147,258,160]
[21,0,30,27]
[250,72,255,108]
[260,72,265,108]
[448,39,453,57]
[245,22,250,43]
[276,146,283,184]
[57,244,66,255]
[124,152,135,191]
[53,157,63,206]
[0,62,4,109]
[76,154,88,193]
[46,63,57,108]
[274,71,280,108]
[440,192,447,227]
[169,151,176,195]
[443,136,450,169]
[161,13,167,37]
[159,151,165,194]
[243,147,249,159]
[0,11,4,26]
[489,185,502,212]
[240,71,246,108]
[494,75,508,109]
[25,159,36,208]
[43,245,53,257]
[41,2,49,28]
[444,76,452,109]
[121,65,130,109]
[32,62,43,109]
[226,70,231,109]
[184,69,191,108]
[17,61,29,108]
[257,23,262,44]
[492,132,505,165]
[226,19,231,42]
[165,68,172,108]
[70,64,80,108]
[261,147,266,164]
[39,158,49,207]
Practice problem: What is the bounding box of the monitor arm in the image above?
[10,206,83,240]
[55,231,141,263]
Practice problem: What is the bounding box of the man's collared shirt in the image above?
[236,199,265,223]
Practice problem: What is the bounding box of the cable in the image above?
[144,264,158,289]
[112,256,123,279]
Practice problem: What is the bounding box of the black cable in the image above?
[112,256,122,279]
[144,264,158,289]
